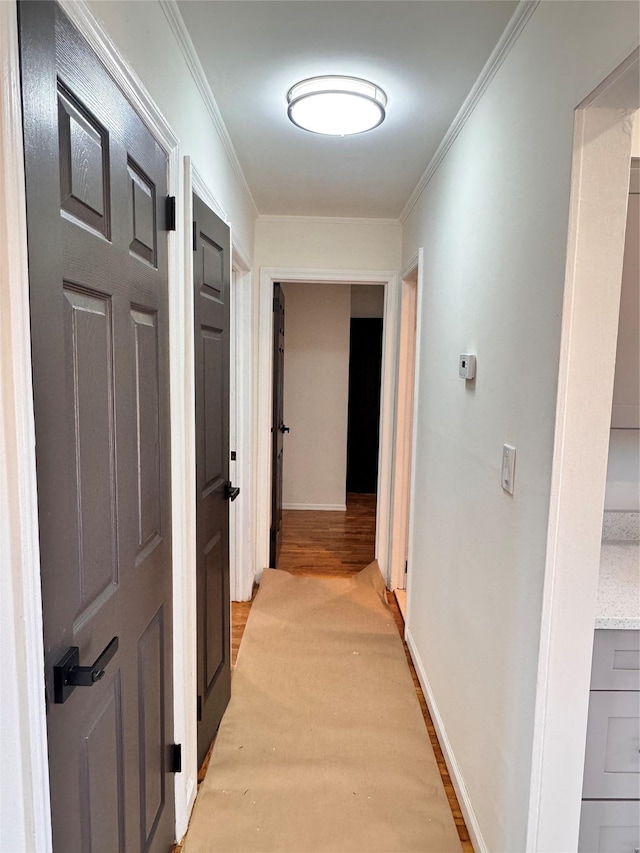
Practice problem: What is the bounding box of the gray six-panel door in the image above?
[20,4,175,850]
[192,193,232,766]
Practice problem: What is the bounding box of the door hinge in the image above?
[169,743,182,773]
[404,560,408,576]
[197,695,202,722]
[165,195,176,231]
[192,220,198,251]
[230,451,237,461]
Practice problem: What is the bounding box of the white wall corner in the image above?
[400,0,540,224]
[158,0,259,220]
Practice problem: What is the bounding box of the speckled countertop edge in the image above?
[595,540,640,630]
[602,511,640,541]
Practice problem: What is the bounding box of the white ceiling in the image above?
[177,1,518,219]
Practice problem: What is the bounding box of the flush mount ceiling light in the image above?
[287,76,387,136]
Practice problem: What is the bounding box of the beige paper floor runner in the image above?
[183,563,462,853]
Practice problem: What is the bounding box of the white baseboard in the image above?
[405,627,488,853]
[282,503,347,511]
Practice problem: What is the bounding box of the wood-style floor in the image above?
[276,492,377,577]
[230,494,474,853]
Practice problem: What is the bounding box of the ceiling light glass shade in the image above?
[287,76,387,136]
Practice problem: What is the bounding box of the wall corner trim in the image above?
[405,628,488,853]
[399,0,540,224]
[159,0,259,220]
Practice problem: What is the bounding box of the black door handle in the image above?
[54,637,119,704]
[280,424,290,434]
[224,482,240,502]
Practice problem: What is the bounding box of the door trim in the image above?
[389,251,423,592]
[230,245,253,602]
[527,50,639,852]
[0,3,51,848]
[255,267,400,586]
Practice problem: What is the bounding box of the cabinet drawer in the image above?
[579,800,640,853]
[583,690,640,799]
[591,630,640,691]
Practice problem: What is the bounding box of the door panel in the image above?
[20,4,174,850]
[63,285,118,614]
[131,309,162,559]
[193,193,231,766]
[80,677,125,853]
[138,609,166,849]
[270,283,285,568]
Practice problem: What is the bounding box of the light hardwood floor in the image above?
[230,495,474,853]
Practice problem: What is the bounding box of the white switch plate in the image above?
[502,445,516,494]
[459,354,476,380]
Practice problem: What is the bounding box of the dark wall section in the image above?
[346,318,384,494]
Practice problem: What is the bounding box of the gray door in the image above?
[269,283,287,568]
[192,193,232,765]
[20,4,175,851]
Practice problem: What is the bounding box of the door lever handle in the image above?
[54,637,119,704]
[224,482,240,502]
[280,424,290,434]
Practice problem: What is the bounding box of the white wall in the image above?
[351,284,385,318]
[606,182,639,511]
[605,430,640,510]
[401,3,640,851]
[281,284,351,510]
[254,216,401,271]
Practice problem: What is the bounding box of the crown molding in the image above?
[400,0,540,224]
[159,0,259,220]
[258,214,401,228]
[60,0,179,155]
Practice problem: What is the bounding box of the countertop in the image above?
[595,540,640,630]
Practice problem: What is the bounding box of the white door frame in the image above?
[254,267,400,585]
[0,4,52,849]
[230,248,254,602]
[526,49,639,852]
[389,251,423,592]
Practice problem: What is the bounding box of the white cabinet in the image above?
[579,630,640,853]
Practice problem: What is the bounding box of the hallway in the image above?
[223,499,473,852]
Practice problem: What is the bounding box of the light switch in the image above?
[502,445,516,494]
[459,354,476,380]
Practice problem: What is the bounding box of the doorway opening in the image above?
[271,281,384,577]
[255,267,400,587]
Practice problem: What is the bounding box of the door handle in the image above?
[280,424,290,434]
[224,482,240,502]
[54,637,119,704]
